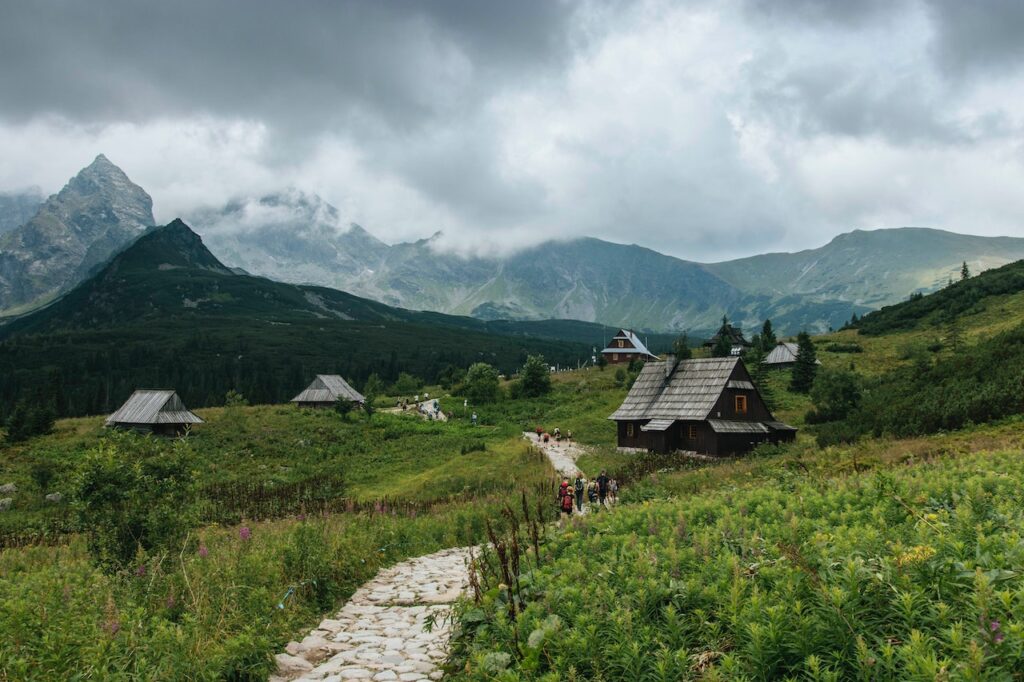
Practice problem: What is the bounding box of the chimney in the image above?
[664,353,676,379]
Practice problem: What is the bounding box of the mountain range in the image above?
[4,156,1024,335]
[0,155,153,315]
[1,219,628,417]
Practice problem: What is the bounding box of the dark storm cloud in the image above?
[0,0,577,131]
[925,0,1024,77]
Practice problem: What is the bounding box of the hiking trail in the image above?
[523,431,586,477]
[271,546,474,682]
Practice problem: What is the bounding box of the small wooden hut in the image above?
[703,319,751,356]
[609,356,796,456]
[762,341,820,368]
[105,389,203,435]
[600,328,659,365]
[291,375,365,409]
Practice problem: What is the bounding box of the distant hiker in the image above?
[596,470,610,508]
[433,399,439,412]
[535,426,543,441]
[573,473,586,512]
[587,480,598,505]
[471,412,478,426]
[415,394,420,403]
[554,427,561,442]
[543,432,550,443]
[609,478,619,505]
[566,430,573,443]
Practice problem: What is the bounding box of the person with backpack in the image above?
[596,470,610,508]
[573,472,586,512]
[587,480,598,505]
[609,478,619,505]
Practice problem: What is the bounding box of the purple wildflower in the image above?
[991,620,1001,632]
[239,526,251,541]
[198,544,209,558]
[104,620,121,636]
[135,564,147,578]
[297,513,306,522]
[995,633,1005,644]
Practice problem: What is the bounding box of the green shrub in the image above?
[71,434,196,572]
[464,363,500,404]
[516,355,552,398]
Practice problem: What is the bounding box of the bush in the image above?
[5,400,55,443]
[516,355,551,398]
[808,368,861,422]
[71,435,196,572]
[823,342,863,353]
[281,521,343,611]
[464,363,500,404]
[613,368,626,387]
[391,372,422,395]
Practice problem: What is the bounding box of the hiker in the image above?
[415,394,420,403]
[573,472,586,512]
[609,478,619,505]
[471,412,478,426]
[543,432,550,443]
[559,486,574,523]
[554,427,561,442]
[535,426,543,441]
[596,470,610,508]
[566,430,573,443]
[587,479,598,505]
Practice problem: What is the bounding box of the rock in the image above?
[373,671,398,681]
[45,492,63,503]
[0,498,12,512]
[0,483,16,494]
[285,641,303,656]
[274,653,314,675]
[338,669,373,679]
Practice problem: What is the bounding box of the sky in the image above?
[2,0,1024,261]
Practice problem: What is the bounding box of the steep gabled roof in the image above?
[763,342,820,365]
[609,357,739,421]
[763,342,799,364]
[291,374,365,404]
[600,328,658,359]
[106,389,203,426]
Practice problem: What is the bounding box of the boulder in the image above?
[0,498,12,512]
[0,483,16,495]
[45,492,63,503]
[274,653,313,675]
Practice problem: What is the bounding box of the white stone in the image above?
[275,653,314,675]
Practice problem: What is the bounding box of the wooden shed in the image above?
[608,356,796,456]
[763,341,820,368]
[105,389,203,436]
[600,328,659,365]
[291,374,365,409]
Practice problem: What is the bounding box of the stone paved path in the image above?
[271,547,475,682]
[523,431,586,477]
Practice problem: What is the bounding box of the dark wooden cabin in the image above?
[609,356,796,456]
[291,374,365,409]
[703,320,751,356]
[105,389,203,436]
[600,328,659,365]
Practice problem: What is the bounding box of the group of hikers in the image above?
[535,425,572,444]
[558,470,617,517]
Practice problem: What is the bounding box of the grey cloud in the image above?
[0,0,577,131]
[925,0,1024,77]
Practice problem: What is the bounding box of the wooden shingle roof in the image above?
[291,375,365,404]
[105,390,204,426]
[763,342,820,365]
[609,357,739,422]
[600,328,658,359]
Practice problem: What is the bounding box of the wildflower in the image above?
[104,619,121,636]
[995,633,1005,644]
[239,526,251,541]
[991,620,1001,632]
[135,564,147,578]
[166,593,176,609]
[498,583,508,592]
[297,513,306,522]
[198,544,209,558]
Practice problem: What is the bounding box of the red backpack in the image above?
[560,493,573,512]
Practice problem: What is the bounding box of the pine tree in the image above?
[761,319,777,350]
[961,261,970,280]
[749,356,777,411]
[712,333,732,358]
[789,331,818,394]
[672,333,692,360]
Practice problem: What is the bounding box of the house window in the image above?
[735,395,747,415]
[618,339,625,348]
[626,423,635,437]
[688,425,697,439]
[613,353,619,361]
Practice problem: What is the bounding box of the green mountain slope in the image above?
[0,220,606,418]
[707,227,1024,307]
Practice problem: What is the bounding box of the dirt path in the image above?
[271,547,475,682]
[522,431,586,477]
[384,401,448,422]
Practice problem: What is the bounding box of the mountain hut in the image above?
[105,389,203,436]
[600,328,659,365]
[291,374,365,409]
[608,356,796,456]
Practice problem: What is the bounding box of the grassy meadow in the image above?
[5,282,1024,679]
